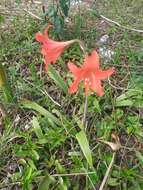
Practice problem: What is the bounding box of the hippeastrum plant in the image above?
[35,25,115,115]
[35,25,116,179]
[35,25,85,71]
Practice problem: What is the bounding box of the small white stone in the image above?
[65,18,70,23]
[71,0,82,6]
[99,47,115,59]
[25,124,31,130]
[99,34,109,44]
[14,114,20,122]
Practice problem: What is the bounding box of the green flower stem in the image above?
[82,95,88,127]
[75,39,86,55]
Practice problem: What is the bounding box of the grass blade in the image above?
[136,151,143,165]
[38,175,55,190]
[20,99,60,125]
[76,130,93,167]
[0,63,13,102]
[0,64,7,87]
[48,64,68,94]
[32,116,44,139]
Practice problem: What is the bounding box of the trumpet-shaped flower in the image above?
[68,50,115,96]
[35,25,76,71]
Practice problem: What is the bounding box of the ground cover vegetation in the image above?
[0,1,143,190]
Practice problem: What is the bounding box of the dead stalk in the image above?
[99,152,116,190]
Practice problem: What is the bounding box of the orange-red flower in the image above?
[68,50,115,96]
[35,25,76,71]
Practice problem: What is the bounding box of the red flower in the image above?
[35,25,76,71]
[68,50,115,96]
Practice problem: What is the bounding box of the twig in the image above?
[108,78,128,90]
[0,182,20,189]
[23,78,61,107]
[51,171,97,177]
[40,89,61,107]
[108,64,143,69]
[99,152,116,190]
[87,175,97,190]
[33,1,42,4]
[134,174,143,180]
[99,14,143,33]
[41,0,46,21]
[23,8,42,20]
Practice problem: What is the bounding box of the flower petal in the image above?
[68,62,80,76]
[44,56,51,71]
[90,75,104,96]
[42,40,76,64]
[96,67,115,80]
[68,80,79,94]
[44,25,53,37]
[49,47,65,63]
[41,46,47,55]
[35,32,45,42]
[36,25,77,70]
[84,50,99,69]
[68,74,83,94]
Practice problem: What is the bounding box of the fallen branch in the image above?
[99,14,143,33]
[23,8,42,20]
[99,152,116,190]
[51,171,97,177]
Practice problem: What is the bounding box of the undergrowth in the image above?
[0,2,143,190]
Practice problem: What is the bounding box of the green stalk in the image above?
[82,95,88,127]
[0,63,13,103]
[0,63,7,86]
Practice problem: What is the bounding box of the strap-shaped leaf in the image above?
[59,0,70,17]
[76,130,93,167]
[38,175,55,190]
[32,116,44,139]
[48,64,68,94]
[0,63,13,102]
[20,99,60,125]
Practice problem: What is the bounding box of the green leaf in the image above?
[0,63,7,87]
[55,160,66,173]
[48,64,68,94]
[93,97,101,113]
[59,177,68,190]
[76,130,93,167]
[136,151,143,165]
[38,175,55,190]
[107,177,119,186]
[0,63,13,102]
[59,0,70,17]
[115,89,143,108]
[54,16,64,35]
[20,99,60,125]
[32,116,44,140]
[115,99,133,107]
[31,149,40,160]
[0,15,5,23]
[74,115,84,130]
